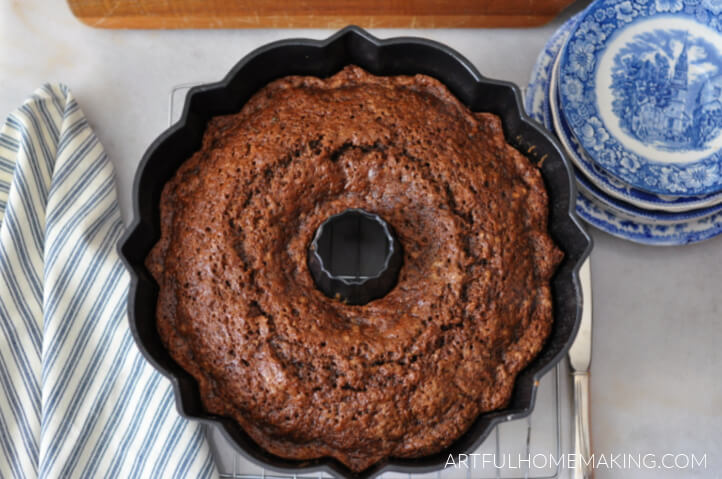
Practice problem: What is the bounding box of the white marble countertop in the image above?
[1,1,720,478]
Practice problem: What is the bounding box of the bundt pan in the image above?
[119,26,592,479]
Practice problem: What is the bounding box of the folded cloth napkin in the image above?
[0,84,217,478]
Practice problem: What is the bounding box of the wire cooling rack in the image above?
[169,84,566,479]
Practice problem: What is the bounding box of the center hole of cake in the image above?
[308,209,402,305]
[317,210,388,280]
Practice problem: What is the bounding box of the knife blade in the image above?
[569,258,593,478]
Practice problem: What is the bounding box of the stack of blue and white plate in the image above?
[526,0,722,245]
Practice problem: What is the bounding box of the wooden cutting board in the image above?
[67,0,575,29]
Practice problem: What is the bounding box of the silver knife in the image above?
[569,258,593,478]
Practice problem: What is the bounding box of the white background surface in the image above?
[1,1,720,478]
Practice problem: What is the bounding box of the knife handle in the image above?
[573,371,593,479]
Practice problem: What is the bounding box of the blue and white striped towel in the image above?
[0,84,217,478]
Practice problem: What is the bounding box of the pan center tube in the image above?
[307,208,402,305]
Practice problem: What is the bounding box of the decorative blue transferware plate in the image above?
[526,13,583,129]
[576,191,722,245]
[551,40,722,212]
[558,0,722,197]
[526,16,722,243]
[531,10,722,211]
[574,165,720,224]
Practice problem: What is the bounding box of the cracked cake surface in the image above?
[146,65,563,472]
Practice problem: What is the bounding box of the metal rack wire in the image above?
[169,83,565,479]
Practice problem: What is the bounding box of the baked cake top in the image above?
[147,65,563,472]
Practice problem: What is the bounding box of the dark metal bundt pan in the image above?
[119,26,592,479]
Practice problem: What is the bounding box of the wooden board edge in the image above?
[71,14,558,29]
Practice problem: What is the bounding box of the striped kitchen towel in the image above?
[0,84,217,478]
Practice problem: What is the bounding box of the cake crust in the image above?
[147,65,563,472]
